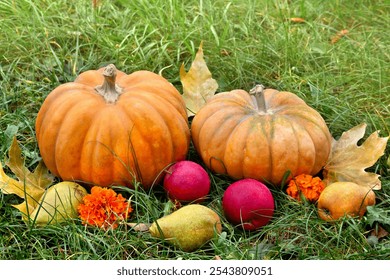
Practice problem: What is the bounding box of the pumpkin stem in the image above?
[249,84,267,113]
[95,64,123,104]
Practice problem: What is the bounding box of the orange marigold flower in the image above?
[78,186,132,230]
[286,174,325,202]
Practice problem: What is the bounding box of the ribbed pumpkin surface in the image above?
[191,87,332,186]
[36,65,190,189]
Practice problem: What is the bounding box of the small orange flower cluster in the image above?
[286,174,325,202]
[78,186,132,230]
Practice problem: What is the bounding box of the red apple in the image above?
[163,161,211,203]
[222,178,274,230]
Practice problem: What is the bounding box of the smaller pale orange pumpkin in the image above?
[191,85,332,186]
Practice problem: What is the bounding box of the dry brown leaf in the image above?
[220,49,230,56]
[0,137,54,217]
[92,0,101,8]
[371,225,389,240]
[290,17,305,23]
[331,29,349,44]
[180,41,219,117]
[323,123,389,190]
[127,222,151,232]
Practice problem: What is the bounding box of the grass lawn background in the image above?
[0,0,389,260]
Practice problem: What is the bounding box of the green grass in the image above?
[1,0,389,260]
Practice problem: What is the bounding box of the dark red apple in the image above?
[163,161,210,203]
[222,178,274,230]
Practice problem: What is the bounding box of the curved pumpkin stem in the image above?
[95,64,123,104]
[249,84,267,113]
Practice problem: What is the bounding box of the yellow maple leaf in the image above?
[323,123,389,190]
[0,137,54,218]
[180,41,219,117]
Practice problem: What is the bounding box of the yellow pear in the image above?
[149,204,222,252]
[317,182,375,221]
[30,181,87,226]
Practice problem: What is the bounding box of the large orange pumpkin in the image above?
[191,85,332,186]
[36,64,190,189]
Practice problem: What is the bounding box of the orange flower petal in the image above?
[78,186,132,230]
[286,174,325,202]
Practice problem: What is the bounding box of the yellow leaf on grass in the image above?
[180,42,218,117]
[7,137,53,191]
[0,162,43,216]
[323,123,389,190]
[0,137,54,218]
